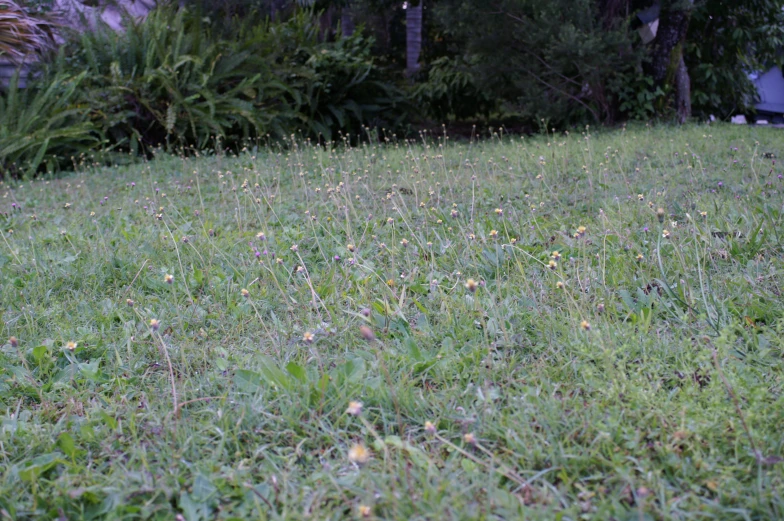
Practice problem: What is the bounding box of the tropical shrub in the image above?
[0,70,99,177]
[46,6,406,154]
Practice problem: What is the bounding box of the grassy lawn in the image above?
[1,124,783,520]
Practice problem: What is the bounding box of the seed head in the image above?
[359,326,376,342]
[346,401,363,415]
[656,208,666,223]
[348,443,370,465]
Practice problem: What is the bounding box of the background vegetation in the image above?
[1,0,784,176]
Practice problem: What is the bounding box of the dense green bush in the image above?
[411,56,496,122]
[434,0,639,127]
[54,7,406,152]
[58,7,294,153]
[0,6,407,176]
[0,70,99,177]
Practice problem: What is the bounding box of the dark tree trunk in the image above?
[405,1,423,76]
[649,0,693,122]
[340,2,355,37]
[675,54,691,123]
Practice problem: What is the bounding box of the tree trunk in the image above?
[675,54,691,123]
[649,0,693,122]
[340,4,355,37]
[405,1,423,76]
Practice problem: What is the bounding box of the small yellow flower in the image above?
[347,244,356,252]
[348,443,370,464]
[66,341,77,351]
[241,288,250,298]
[548,260,558,270]
[358,505,372,517]
[556,281,565,289]
[164,274,174,284]
[468,233,476,241]
[400,239,409,247]
[699,211,707,218]
[636,253,644,262]
[346,401,363,416]
[662,229,671,238]
[551,251,561,260]
[637,194,644,201]
[489,230,498,239]
[494,208,503,216]
[580,320,591,331]
[464,278,478,293]
[386,278,395,287]
[576,226,587,237]
[64,203,71,209]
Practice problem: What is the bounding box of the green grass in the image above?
[1,123,783,520]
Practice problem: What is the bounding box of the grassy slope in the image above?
[1,124,783,520]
